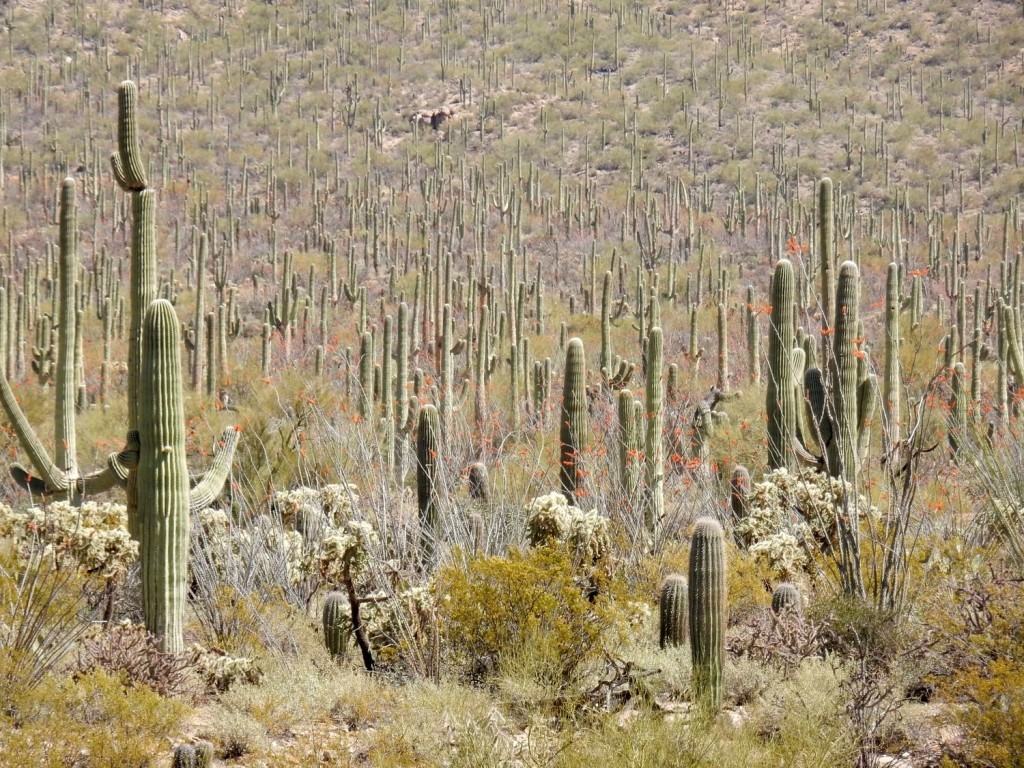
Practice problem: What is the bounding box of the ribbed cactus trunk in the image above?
[818,178,835,362]
[716,303,728,392]
[127,190,158,538]
[617,388,642,502]
[948,361,968,459]
[600,271,612,377]
[55,179,79,490]
[322,592,350,659]
[659,574,687,649]
[766,259,795,469]
[828,261,865,599]
[827,261,861,483]
[138,299,189,654]
[688,517,726,713]
[559,338,588,504]
[883,263,900,445]
[730,465,751,522]
[771,582,802,616]
[192,231,207,392]
[394,302,410,481]
[644,328,664,538]
[417,404,441,565]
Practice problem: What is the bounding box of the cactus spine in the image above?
[766,259,796,469]
[688,517,726,712]
[659,574,687,649]
[559,338,588,504]
[138,299,189,653]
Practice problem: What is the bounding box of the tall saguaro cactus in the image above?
[766,259,796,469]
[644,327,664,537]
[138,299,189,653]
[883,263,900,445]
[560,338,588,504]
[688,517,726,713]
[827,261,861,483]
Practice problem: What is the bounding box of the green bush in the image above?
[437,545,621,691]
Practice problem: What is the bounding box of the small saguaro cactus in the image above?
[172,742,213,768]
[766,259,796,470]
[417,404,441,564]
[729,465,751,522]
[468,461,489,503]
[322,591,350,659]
[659,574,687,649]
[560,338,588,504]
[138,299,189,654]
[688,517,727,713]
[771,582,802,616]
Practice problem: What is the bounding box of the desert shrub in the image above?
[0,547,96,695]
[934,575,1024,766]
[75,623,195,698]
[0,669,188,767]
[437,545,620,691]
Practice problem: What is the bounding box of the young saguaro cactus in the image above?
[560,338,588,504]
[322,591,350,659]
[766,259,796,470]
[137,299,189,653]
[689,517,727,713]
[659,574,687,649]
[771,582,802,616]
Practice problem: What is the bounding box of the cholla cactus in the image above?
[733,467,877,577]
[312,520,378,585]
[190,644,263,692]
[524,491,610,565]
[0,500,137,579]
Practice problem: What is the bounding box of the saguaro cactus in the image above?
[417,404,441,564]
[0,179,131,502]
[645,327,664,537]
[322,591,350,659]
[883,263,901,445]
[689,517,726,712]
[766,259,796,469]
[138,299,189,653]
[827,261,861,483]
[617,388,642,501]
[560,338,588,504]
[771,582,802,616]
[659,574,687,649]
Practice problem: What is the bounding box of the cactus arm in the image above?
[114,81,149,191]
[187,427,240,513]
[0,372,70,492]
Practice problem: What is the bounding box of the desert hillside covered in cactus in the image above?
[0,0,1022,765]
